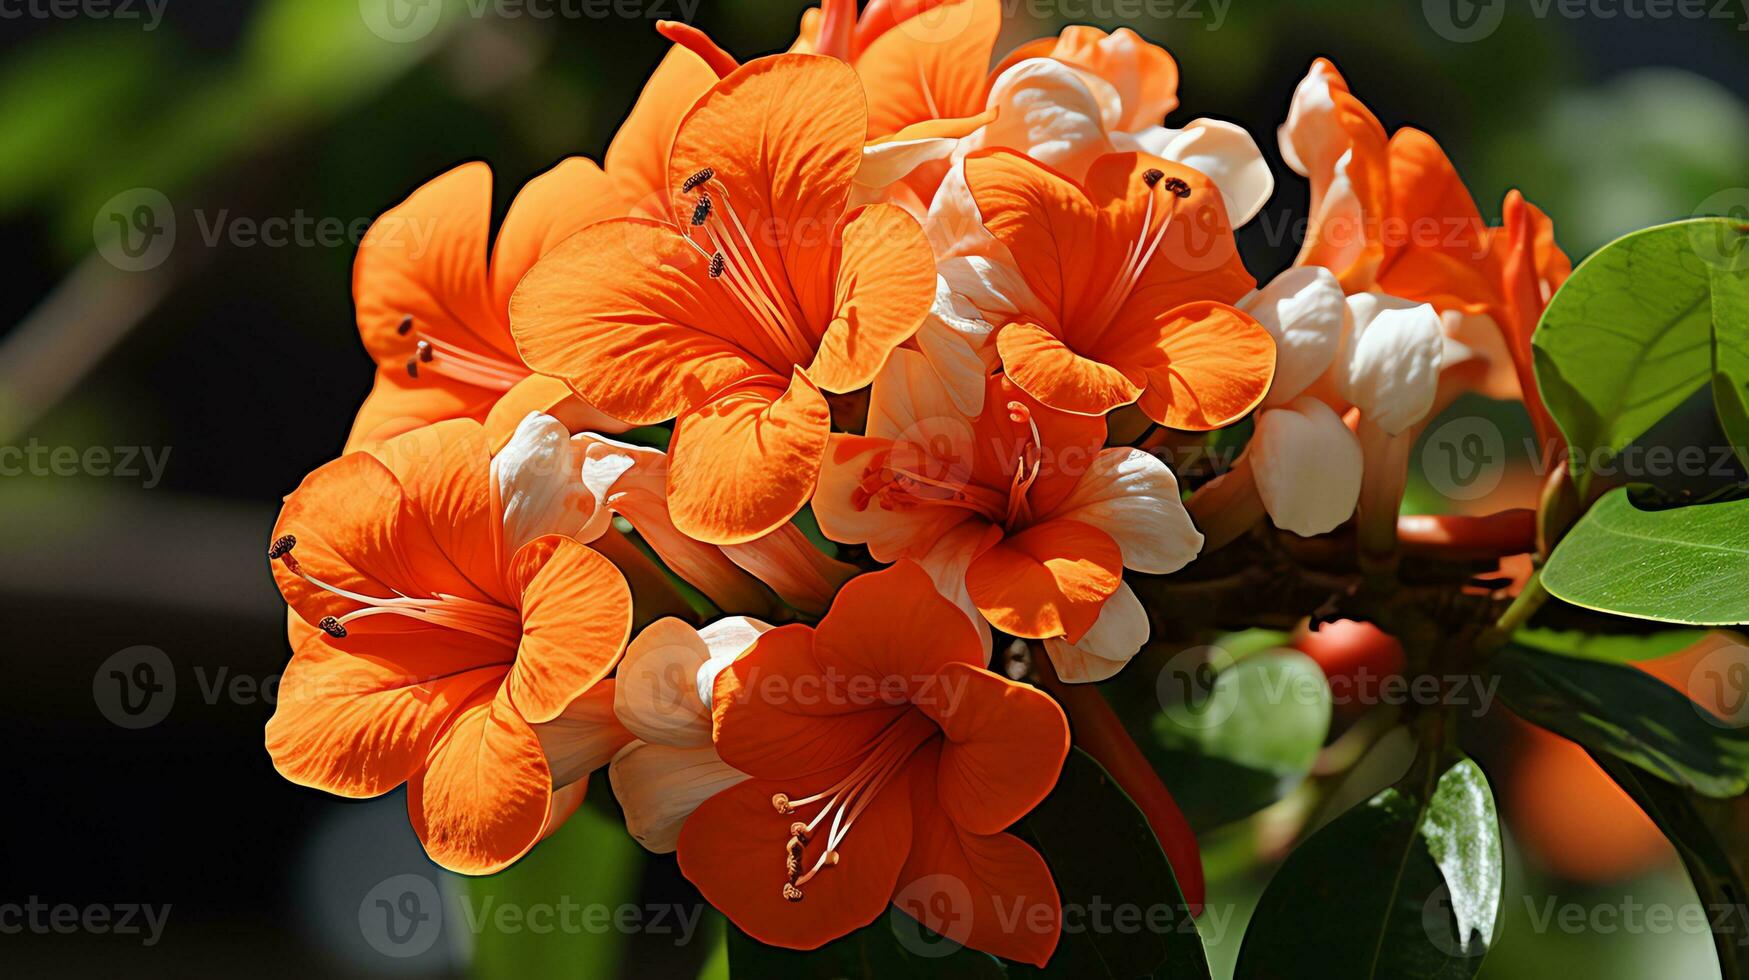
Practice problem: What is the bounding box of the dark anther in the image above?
[682,167,715,192]
[1141,168,1165,188]
[691,194,713,227]
[709,252,726,279]
[396,314,414,336]
[1163,177,1191,198]
[318,617,347,638]
[267,535,297,560]
[417,340,434,362]
[405,357,419,378]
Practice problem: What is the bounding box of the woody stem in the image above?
[1033,652,1205,914]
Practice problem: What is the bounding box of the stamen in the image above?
[267,534,296,560]
[319,616,347,638]
[1141,168,1165,188]
[691,194,713,227]
[274,551,522,648]
[1162,176,1191,198]
[396,316,525,391]
[396,315,414,336]
[682,167,714,192]
[1083,172,1187,340]
[417,340,434,363]
[682,182,812,366]
[708,252,726,279]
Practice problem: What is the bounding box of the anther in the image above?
[1163,177,1191,198]
[691,194,713,226]
[318,616,347,638]
[1141,168,1165,188]
[708,252,726,279]
[405,357,419,379]
[417,340,434,362]
[771,793,793,814]
[782,883,804,902]
[267,535,296,560]
[682,167,715,192]
[396,314,414,336]
[789,822,810,841]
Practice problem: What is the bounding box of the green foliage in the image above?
[1543,489,1749,626]
[1233,756,1503,980]
[1494,645,1749,798]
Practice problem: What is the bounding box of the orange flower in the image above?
[961,149,1275,426]
[347,160,632,451]
[510,54,936,545]
[678,562,1069,965]
[265,419,632,874]
[815,351,1204,680]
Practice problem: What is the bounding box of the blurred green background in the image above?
[0,0,1745,976]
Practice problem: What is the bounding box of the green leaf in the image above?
[1150,650,1333,828]
[1494,644,1749,797]
[724,918,1005,980]
[1532,217,1749,497]
[1515,624,1710,662]
[1586,750,1749,980]
[1543,488,1749,625]
[1011,750,1212,980]
[1711,260,1749,470]
[462,799,644,979]
[1233,756,1502,980]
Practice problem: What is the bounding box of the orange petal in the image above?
[812,560,988,679]
[265,625,506,797]
[363,419,507,603]
[353,162,507,372]
[855,0,1001,138]
[605,45,717,216]
[720,523,859,617]
[807,203,935,393]
[346,366,498,453]
[655,21,741,78]
[678,765,915,949]
[408,688,554,875]
[666,54,868,331]
[503,536,631,724]
[894,748,1062,967]
[1046,26,1179,130]
[666,373,831,546]
[996,320,1142,416]
[711,625,912,779]
[964,149,1098,332]
[482,373,630,454]
[964,519,1123,642]
[921,662,1069,834]
[509,217,776,425]
[1100,300,1276,431]
[1375,128,1496,314]
[489,156,627,313]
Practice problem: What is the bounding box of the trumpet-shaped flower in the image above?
[679,562,1069,965]
[266,419,632,873]
[510,54,937,546]
[815,351,1203,681]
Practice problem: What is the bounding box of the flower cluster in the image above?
[264,0,1565,964]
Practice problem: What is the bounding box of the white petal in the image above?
[856,135,959,190]
[1240,265,1346,405]
[1122,119,1274,227]
[1297,149,1370,278]
[492,412,609,553]
[609,742,749,854]
[1042,447,1203,575]
[694,616,772,710]
[1278,59,1343,178]
[1338,294,1444,435]
[613,618,714,748]
[970,59,1114,181]
[866,346,977,445]
[916,520,995,661]
[1044,582,1148,683]
[532,683,624,786]
[1249,398,1364,537]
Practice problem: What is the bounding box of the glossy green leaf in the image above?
[1233,756,1502,980]
[463,799,644,979]
[1494,644,1749,797]
[1010,750,1212,980]
[1587,751,1749,980]
[1532,217,1749,497]
[1543,488,1749,625]
[1515,624,1710,662]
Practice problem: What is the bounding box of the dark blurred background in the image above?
[1,1,1745,977]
